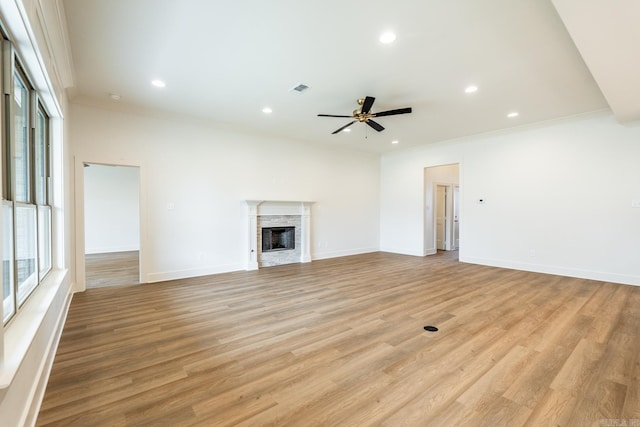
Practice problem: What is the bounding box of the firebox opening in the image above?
[262,227,295,252]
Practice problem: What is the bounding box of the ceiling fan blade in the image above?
[372,107,412,117]
[318,114,355,118]
[361,96,375,114]
[331,120,357,134]
[366,119,385,132]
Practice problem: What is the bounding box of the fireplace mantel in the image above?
[244,200,314,270]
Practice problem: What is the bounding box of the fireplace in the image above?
[244,200,314,270]
[262,227,295,252]
[257,215,301,266]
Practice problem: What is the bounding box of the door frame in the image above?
[74,157,146,292]
[453,185,460,250]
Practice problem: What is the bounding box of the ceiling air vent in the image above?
[290,83,310,93]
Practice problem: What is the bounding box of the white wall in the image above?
[71,103,380,284]
[381,112,640,286]
[84,164,140,254]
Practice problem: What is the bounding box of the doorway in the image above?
[424,164,460,255]
[83,163,141,288]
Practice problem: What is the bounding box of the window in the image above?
[35,107,48,205]
[2,202,14,323]
[36,105,52,278]
[15,204,37,304]
[1,40,53,323]
[13,69,30,203]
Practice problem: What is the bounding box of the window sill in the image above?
[0,269,69,390]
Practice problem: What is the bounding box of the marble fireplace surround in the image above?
[244,200,314,270]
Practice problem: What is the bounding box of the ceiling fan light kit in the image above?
[318,96,412,135]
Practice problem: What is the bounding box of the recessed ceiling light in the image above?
[151,79,166,88]
[262,107,273,114]
[507,111,519,118]
[464,85,478,94]
[379,31,397,44]
[391,140,399,144]
[343,128,351,133]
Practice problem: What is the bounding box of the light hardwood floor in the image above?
[38,251,640,426]
[85,251,140,288]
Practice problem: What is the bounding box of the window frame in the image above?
[1,37,53,325]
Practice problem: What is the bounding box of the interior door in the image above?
[436,185,447,250]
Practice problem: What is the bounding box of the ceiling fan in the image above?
[318,96,412,134]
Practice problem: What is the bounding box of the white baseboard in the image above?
[147,248,384,281]
[85,245,140,255]
[378,246,425,257]
[145,263,245,283]
[312,247,379,260]
[461,255,640,287]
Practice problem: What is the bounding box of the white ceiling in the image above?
[60,0,636,153]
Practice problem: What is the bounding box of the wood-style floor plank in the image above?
[37,251,640,426]
[85,251,139,288]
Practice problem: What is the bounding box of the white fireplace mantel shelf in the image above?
[244,200,315,270]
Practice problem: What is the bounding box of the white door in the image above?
[436,185,447,250]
